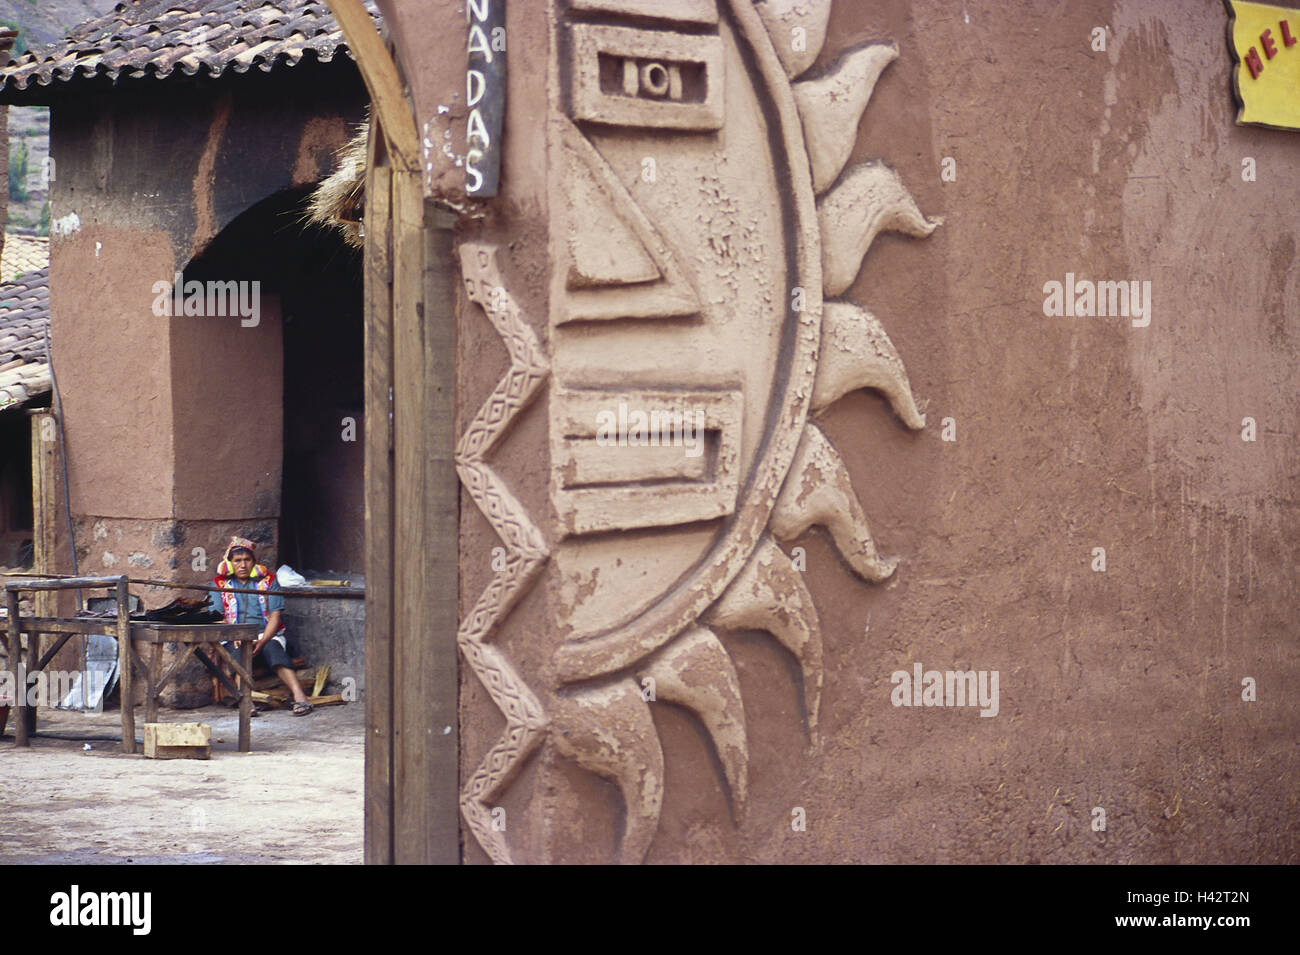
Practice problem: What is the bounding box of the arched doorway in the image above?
[183,185,365,680]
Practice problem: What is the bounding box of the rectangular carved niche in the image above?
[552,387,742,535]
[568,24,724,131]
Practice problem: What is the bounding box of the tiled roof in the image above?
[0,266,51,412]
[0,0,379,94]
[1,234,50,281]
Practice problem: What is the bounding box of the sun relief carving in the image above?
[456,0,941,864]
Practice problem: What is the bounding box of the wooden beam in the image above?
[363,117,396,865]
[12,618,117,636]
[3,576,126,591]
[28,411,57,623]
[149,643,200,699]
[34,631,73,672]
[339,5,461,864]
[422,205,460,859]
[391,171,459,864]
[191,648,245,703]
[325,0,420,173]
[0,571,364,600]
[390,162,426,863]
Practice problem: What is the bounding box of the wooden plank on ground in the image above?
[143,722,211,759]
[308,694,346,707]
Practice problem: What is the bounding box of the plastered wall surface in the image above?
[429,0,1299,864]
[33,64,365,698]
[46,65,365,599]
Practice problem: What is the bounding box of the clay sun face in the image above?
[453,0,942,865]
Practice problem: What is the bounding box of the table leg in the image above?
[145,642,162,725]
[5,589,26,747]
[239,640,252,753]
[116,578,134,755]
[26,631,41,738]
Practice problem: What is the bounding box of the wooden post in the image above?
[5,587,25,746]
[390,160,428,862]
[145,642,161,725]
[239,638,252,753]
[116,576,134,754]
[29,411,68,696]
[25,623,39,738]
[28,411,57,623]
[330,0,460,865]
[363,122,396,864]
[421,205,460,858]
[391,177,459,864]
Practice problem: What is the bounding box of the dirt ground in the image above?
[0,701,363,864]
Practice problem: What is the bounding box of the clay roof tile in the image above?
[0,0,379,97]
[0,265,51,411]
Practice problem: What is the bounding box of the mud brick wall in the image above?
[283,594,365,696]
[376,0,1300,863]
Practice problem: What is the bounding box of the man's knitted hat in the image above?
[223,535,257,561]
[217,536,268,578]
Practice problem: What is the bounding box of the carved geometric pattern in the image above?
[292,0,943,865]
[550,0,823,691]
[461,0,942,864]
[551,387,743,535]
[569,23,724,131]
[456,243,552,865]
[560,121,702,322]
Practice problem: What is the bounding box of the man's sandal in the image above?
[291,700,314,716]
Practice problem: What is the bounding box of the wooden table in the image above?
[129,623,261,753]
[4,577,261,753]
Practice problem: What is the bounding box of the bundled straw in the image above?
[306,119,369,249]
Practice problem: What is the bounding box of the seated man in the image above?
[208,537,313,716]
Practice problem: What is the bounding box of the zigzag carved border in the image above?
[455,242,551,864]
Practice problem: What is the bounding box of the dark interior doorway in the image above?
[187,186,364,577]
[0,409,35,567]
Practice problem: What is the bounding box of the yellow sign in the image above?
[1227,1,1300,130]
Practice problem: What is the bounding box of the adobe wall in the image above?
[391,0,1298,863]
[283,594,366,694]
[45,63,367,605]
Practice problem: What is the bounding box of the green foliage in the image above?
[9,139,30,203]
[0,20,27,58]
[38,199,49,236]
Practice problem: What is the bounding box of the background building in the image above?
[0,0,376,700]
